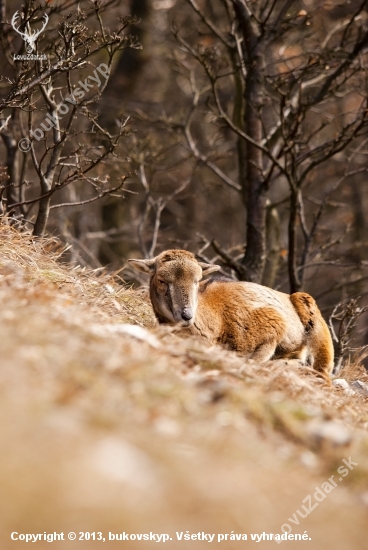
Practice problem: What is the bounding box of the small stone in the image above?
[104,284,114,293]
[90,323,161,348]
[333,378,349,389]
[306,420,352,448]
[350,380,368,397]
[300,450,318,468]
[333,378,355,396]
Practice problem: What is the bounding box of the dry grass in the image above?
[0,221,367,549]
[0,222,155,327]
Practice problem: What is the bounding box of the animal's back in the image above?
[198,279,306,353]
[201,279,304,333]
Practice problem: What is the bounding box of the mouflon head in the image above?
[128,250,220,325]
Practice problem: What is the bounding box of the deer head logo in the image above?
[11,11,49,54]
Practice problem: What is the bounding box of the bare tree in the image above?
[153,0,368,291]
[0,0,139,235]
[329,298,368,374]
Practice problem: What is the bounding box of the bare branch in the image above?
[185,0,233,48]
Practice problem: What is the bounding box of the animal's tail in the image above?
[290,292,334,380]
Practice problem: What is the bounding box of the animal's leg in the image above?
[278,344,309,363]
[290,292,334,380]
[243,307,286,364]
[250,340,278,363]
[308,320,334,381]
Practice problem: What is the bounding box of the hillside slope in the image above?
[0,222,367,550]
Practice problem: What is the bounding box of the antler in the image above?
[11,11,28,41]
[31,13,49,41]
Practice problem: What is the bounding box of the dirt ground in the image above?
[0,223,367,550]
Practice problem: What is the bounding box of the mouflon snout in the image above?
[181,307,193,322]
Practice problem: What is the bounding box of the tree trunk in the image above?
[288,188,301,293]
[1,109,21,212]
[33,195,51,237]
[233,1,266,283]
[2,133,19,209]
[262,204,280,288]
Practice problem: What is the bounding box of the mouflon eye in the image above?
[157,279,167,285]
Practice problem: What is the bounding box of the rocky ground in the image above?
[0,222,367,549]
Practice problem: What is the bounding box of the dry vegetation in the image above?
[0,220,367,549]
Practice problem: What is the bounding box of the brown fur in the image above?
[128,250,334,379]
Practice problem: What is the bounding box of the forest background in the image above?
[0,0,367,361]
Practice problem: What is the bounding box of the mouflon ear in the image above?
[197,262,221,276]
[128,258,156,274]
